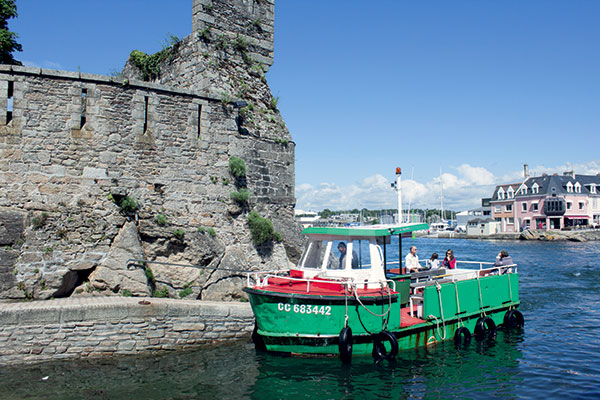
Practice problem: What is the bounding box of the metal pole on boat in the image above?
[396,167,402,224]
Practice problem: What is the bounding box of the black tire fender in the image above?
[252,321,266,351]
[503,310,525,329]
[474,316,497,340]
[372,331,399,362]
[454,326,472,346]
[338,326,353,364]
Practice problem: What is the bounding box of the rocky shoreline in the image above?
[422,229,600,242]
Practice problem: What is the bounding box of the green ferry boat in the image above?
[243,223,523,363]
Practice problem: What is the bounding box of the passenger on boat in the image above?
[429,253,439,269]
[405,246,420,272]
[337,242,358,269]
[442,249,456,269]
[494,250,513,267]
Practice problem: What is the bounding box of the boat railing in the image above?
[410,263,518,288]
[245,270,288,287]
[246,272,397,293]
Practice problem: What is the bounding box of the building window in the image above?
[579,202,584,210]
[506,204,513,212]
[143,96,149,133]
[567,202,572,210]
[575,183,581,193]
[494,205,501,213]
[591,185,597,194]
[532,203,539,211]
[507,188,514,199]
[532,183,539,194]
[6,80,13,124]
[80,88,87,129]
[566,182,573,193]
[197,104,202,139]
[507,217,514,224]
[522,203,527,212]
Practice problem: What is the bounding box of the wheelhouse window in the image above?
[329,240,372,270]
[301,240,328,269]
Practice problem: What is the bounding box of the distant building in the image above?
[295,210,320,228]
[466,218,500,236]
[456,198,491,232]
[491,169,600,232]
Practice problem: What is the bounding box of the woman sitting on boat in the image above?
[429,253,439,269]
[442,249,456,269]
[494,250,513,267]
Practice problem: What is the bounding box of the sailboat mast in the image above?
[440,168,445,222]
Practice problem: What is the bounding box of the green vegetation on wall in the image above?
[229,156,246,179]
[128,35,181,81]
[247,210,282,246]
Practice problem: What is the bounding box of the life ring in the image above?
[474,316,497,340]
[252,321,266,351]
[372,331,399,362]
[338,327,353,364]
[503,310,524,329]
[454,326,471,346]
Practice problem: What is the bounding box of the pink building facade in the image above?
[491,172,600,232]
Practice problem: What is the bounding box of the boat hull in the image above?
[244,273,521,357]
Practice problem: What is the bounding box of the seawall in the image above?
[0,297,253,365]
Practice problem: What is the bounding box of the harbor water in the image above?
[1,238,599,399]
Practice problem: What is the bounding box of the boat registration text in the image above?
[277,303,332,315]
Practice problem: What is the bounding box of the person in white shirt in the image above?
[405,246,420,273]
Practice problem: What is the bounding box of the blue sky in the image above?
[10,1,600,212]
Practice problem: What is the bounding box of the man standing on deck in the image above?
[405,246,420,273]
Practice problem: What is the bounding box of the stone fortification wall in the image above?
[0,0,302,302]
[0,297,253,365]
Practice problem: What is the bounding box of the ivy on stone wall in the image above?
[128,35,181,81]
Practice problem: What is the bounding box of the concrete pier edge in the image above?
[0,297,254,365]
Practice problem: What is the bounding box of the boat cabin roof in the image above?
[302,223,429,238]
[297,223,428,287]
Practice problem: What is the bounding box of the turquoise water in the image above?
[1,238,600,399]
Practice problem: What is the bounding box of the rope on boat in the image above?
[344,283,349,328]
[427,281,447,341]
[507,273,514,310]
[477,276,487,317]
[352,285,392,318]
[453,281,464,327]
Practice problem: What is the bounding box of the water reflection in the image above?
[250,330,524,400]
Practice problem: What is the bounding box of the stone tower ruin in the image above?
[0,0,301,301]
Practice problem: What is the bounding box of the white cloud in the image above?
[295,160,600,212]
[297,166,496,212]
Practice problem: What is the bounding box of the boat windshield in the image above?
[301,240,329,269]
[328,240,372,270]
